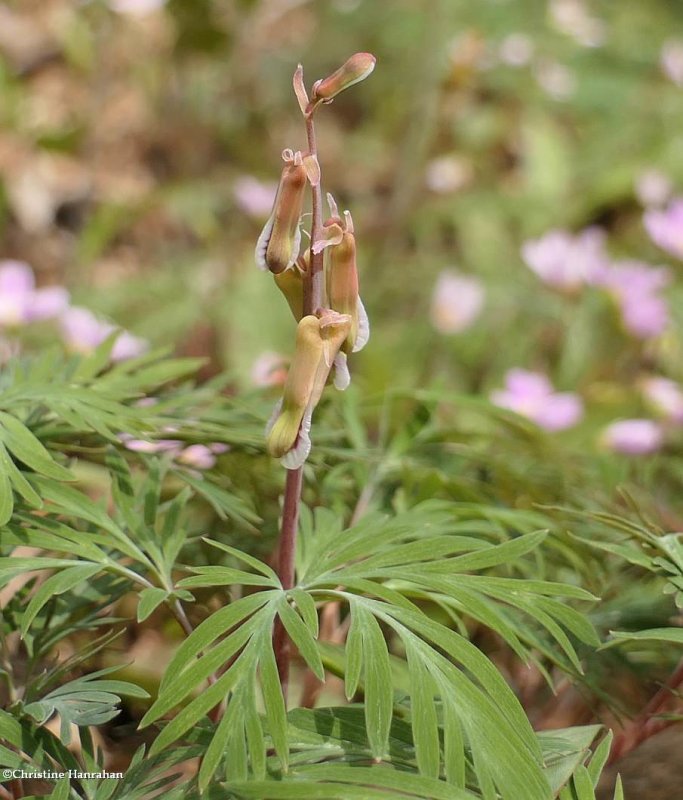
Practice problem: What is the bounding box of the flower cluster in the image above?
[254,55,374,469]
[0,260,147,362]
[521,228,672,339]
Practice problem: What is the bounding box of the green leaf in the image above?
[0,466,12,525]
[137,587,169,622]
[587,731,612,787]
[406,644,440,779]
[0,411,74,481]
[21,564,102,636]
[605,628,683,646]
[259,627,289,771]
[358,604,393,760]
[277,596,324,681]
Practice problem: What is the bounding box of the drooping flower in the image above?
[0,260,69,327]
[641,377,683,424]
[266,310,351,468]
[314,196,369,388]
[521,228,608,291]
[61,306,148,361]
[312,53,376,103]
[274,264,304,322]
[234,176,278,218]
[491,369,583,431]
[644,199,683,260]
[255,149,307,274]
[598,261,670,339]
[601,419,664,455]
[661,39,683,87]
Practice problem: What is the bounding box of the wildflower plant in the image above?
[0,54,641,800]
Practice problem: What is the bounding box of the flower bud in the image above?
[326,208,370,354]
[312,53,376,102]
[266,311,351,468]
[255,150,307,274]
[274,265,304,321]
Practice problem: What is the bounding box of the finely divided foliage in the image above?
[0,57,637,800]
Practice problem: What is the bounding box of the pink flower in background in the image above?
[491,369,583,431]
[644,199,683,259]
[425,156,473,194]
[108,0,167,15]
[641,377,683,423]
[251,351,289,387]
[430,270,484,334]
[178,444,219,470]
[521,228,608,291]
[549,0,606,48]
[0,261,69,327]
[535,61,576,100]
[601,419,664,455]
[635,169,672,207]
[660,40,683,86]
[121,435,182,455]
[599,261,670,339]
[234,177,278,218]
[498,33,535,67]
[61,306,148,362]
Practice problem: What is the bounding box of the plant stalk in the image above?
[273,106,324,699]
[608,655,683,764]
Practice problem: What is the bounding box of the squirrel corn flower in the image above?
[317,199,369,356]
[312,53,376,103]
[266,310,351,468]
[255,150,307,274]
[274,265,304,321]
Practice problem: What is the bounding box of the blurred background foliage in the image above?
[2,0,683,795]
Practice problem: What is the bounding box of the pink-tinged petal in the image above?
[521,228,608,291]
[123,438,182,454]
[251,351,288,387]
[111,331,148,361]
[619,294,668,339]
[60,306,110,351]
[61,306,147,361]
[491,369,582,431]
[209,443,230,454]
[179,444,216,470]
[641,377,683,424]
[601,419,664,455]
[644,199,683,260]
[533,393,584,431]
[505,368,554,400]
[661,39,683,86]
[0,260,35,295]
[234,176,278,219]
[108,0,167,15]
[430,270,485,334]
[28,286,70,321]
[635,169,672,208]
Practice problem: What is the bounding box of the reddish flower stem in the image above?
[273,105,324,700]
[608,656,683,764]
